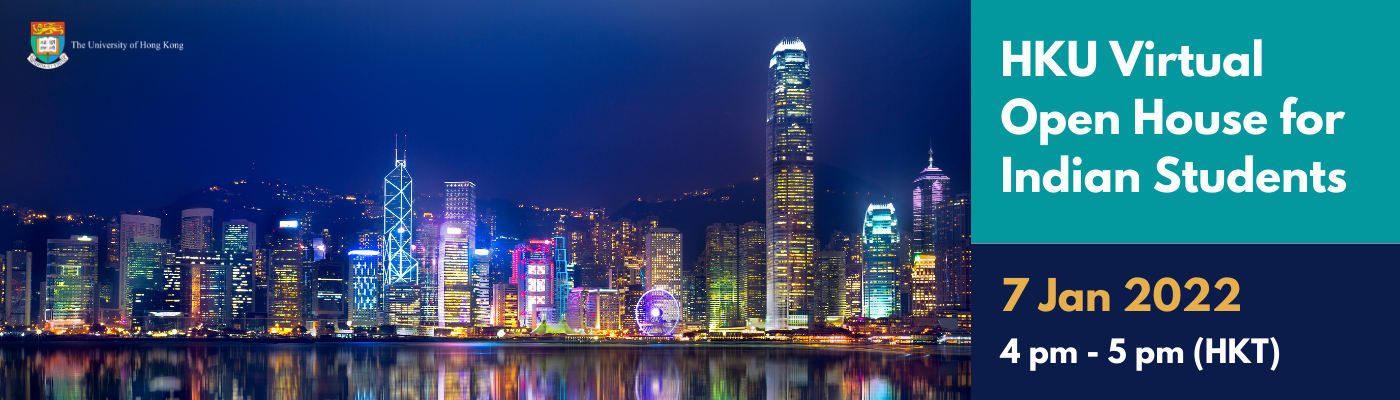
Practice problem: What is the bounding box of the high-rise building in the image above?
[935,194,972,312]
[311,258,347,330]
[179,208,215,251]
[491,283,518,327]
[193,250,255,329]
[552,235,570,321]
[862,204,899,319]
[684,266,708,323]
[813,251,847,323]
[116,214,161,326]
[219,220,257,328]
[4,246,33,326]
[270,220,304,331]
[472,249,492,326]
[440,181,477,327]
[824,230,864,319]
[765,37,816,329]
[125,237,169,329]
[348,246,382,328]
[383,145,420,331]
[44,236,99,330]
[643,228,682,295]
[221,220,257,253]
[738,222,766,321]
[415,213,441,327]
[912,148,951,257]
[702,224,742,328]
[99,221,119,321]
[912,148,950,317]
[565,287,621,334]
[911,254,937,317]
[512,240,555,327]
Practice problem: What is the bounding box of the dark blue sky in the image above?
[2,0,969,214]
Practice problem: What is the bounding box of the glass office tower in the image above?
[765,37,816,329]
[45,236,98,330]
[861,204,899,319]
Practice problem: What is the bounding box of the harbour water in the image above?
[0,341,969,399]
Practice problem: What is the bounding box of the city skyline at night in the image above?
[0,2,974,399]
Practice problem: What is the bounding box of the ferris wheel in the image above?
[634,288,681,336]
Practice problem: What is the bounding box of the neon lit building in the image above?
[348,248,382,327]
[512,240,555,328]
[383,144,420,330]
[552,235,570,322]
[861,204,899,319]
[912,147,950,257]
[440,181,476,326]
[472,249,492,326]
[765,37,816,329]
[44,236,98,330]
[491,282,518,327]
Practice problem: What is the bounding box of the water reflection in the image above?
[0,342,970,399]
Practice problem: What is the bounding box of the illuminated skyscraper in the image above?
[179,208,215,251]
[935,194,972,312]
[643,229,682,294]
[125,237,169,329]
[491,283,518,327]
[116,214,161,326]
[512,240,555,327]
[565,287,621,333]
[221,220,257,253]
[911,254,937,317]
[383,143,420,331]
[702,224,742,328]
[813,251,846,322]
[861,204,899,319]
[45,236,98,330]
[270,220,304,331]
[311,258,347,330]
[911,148,950,257]
[738,222,766,321]
[765,37,816,329]
[4,247,33,326]
[416,213,440,327]
[348,246,382,328]
[441,181,477,326]
[472,249,492,326]
[552,235,570,321]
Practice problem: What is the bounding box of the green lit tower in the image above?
[765,37,816,329]
[45,236,98,330]
[861,204,899,319]
[703,224,742,328]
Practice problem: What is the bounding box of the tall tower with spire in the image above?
[911,145,950,317]
[912,145,951,257]
[765,37,816,329]
[383,135,420,331]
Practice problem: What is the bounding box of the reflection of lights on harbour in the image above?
[0,343,970,399]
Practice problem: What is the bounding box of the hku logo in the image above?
[29,22,68,69]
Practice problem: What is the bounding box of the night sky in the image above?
[1,0,969,215]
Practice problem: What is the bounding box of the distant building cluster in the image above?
[0,38,970,338]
